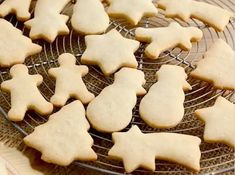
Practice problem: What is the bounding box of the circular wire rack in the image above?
[0,0,235,174]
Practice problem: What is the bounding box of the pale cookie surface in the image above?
[0,159,8,175]
[135,22,203,59]
[195,97,235,148]
[158,0,234,31]
[0,0,31,21]
[106,0,158,25]
[108,125,201,173]
[140,65,192,128]
[24,0,70,43]
[81,29,140,76]
[48,53,95,107]
[87,68,146,133]
[0,19,42,67]
[1,64,53,122]
[24,100,97,166]
[71,0,109,35]
[190,39,235,90]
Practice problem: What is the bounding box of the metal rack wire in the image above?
[0,0,235,174]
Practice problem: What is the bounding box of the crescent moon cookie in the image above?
[24,101,97,166]
[71,0,109,35]
[0,19,42,67]
[108,125,201,173]
[135,22,203,59]
[195,97,235,148]
[1,64,53,122]
[0,0,32,21]
[190,39,235,90]
[87,68,146,133]
[24,0,70,43]
[48,53,95,107]
[139,65,192,128]
[158,0,234,31]
[106,0,158,25]
[81,29,140,76]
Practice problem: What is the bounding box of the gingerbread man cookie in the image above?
[48,53,95,107]
[24,101,97,166]
[1,64,53,122]
[24,0,70,43]
[135,22,203,59]
[140,65,192,128]
[87,68,146,133]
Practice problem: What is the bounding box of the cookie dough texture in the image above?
[24,101,97,166]
[87,68,146,133]
[1,64,53,122]
[109,125,201,173]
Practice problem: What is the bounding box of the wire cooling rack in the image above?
[0,0,235,174]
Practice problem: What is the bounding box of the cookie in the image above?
[135,22,203,59]
[158,0,234,31]
[108,125,201,173]
[190,39,235,90]
[87,68,146,133]
[106,0,158,25]
[0,159,8,175]
[195,97,235,148]
[71,0,109,35]
[24,0,70,43]
[1,64,53,122]
[139,65,192,128]
[24,100,97,166]
[81,29,140,76]
[0,19,42,67]
[48,53,95,107]
[0,0,31,21]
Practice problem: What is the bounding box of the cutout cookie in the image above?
[81,29,140,76]
[158,0,234,31]
[48,53,95,107]
[24,101,97,166]
[0,0,32,21]
[106,0,158,25]
[140,65,192,128]
[190,39,235,90]
[135,22,203,59]
[71,0,109,35]
[0,19,42,67]
[195,97,235,148]
[24,0,70,43]
[109,125,201,173]
[87,68,146,133]
[1,64,53,122]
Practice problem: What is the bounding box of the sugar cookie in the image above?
[81,29,140,76]
[0,0,31,21]
[195,97,235,148]
[87,68,146,133]
[158,0,234,31]
[108,125,201,173]
[48,53,95,107]
[0,19,42,67]
[106,0,158,25]
[71,0,109,35]
[135,22,203,59]
[1,64,53,122]
[190,39,235,90]
[24,0,70,43]
[140,65,192,128]
[24,101,97,166]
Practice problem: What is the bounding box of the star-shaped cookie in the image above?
[135,22,203,59]
[81,29,140,76]
[190,39,235,90]
[106,0,158,25]
[108,125,201,173]
[195,97,235,148]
